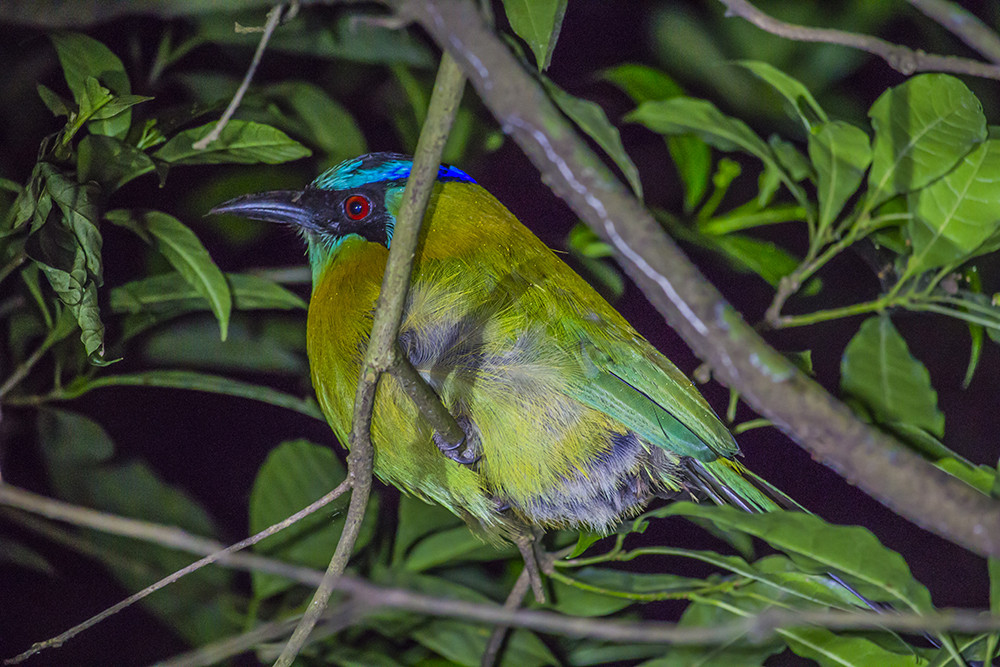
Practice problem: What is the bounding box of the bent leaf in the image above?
[546,79,643,199]
[808,121,871,231]
[841,316,944,437]
[106,209,231,340]
[502,0,567,71]
[738,60,828,130]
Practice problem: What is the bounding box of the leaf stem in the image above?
[771,297,893,329]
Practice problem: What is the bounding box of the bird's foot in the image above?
[432,415,481,467]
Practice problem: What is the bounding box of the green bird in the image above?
[213,152,781,541]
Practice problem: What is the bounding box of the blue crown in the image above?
[312,152,475,191]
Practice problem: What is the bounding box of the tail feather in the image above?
[684,458,803,513]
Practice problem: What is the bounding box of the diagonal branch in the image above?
[906,0,1000,65]
[272,51,467,667]
[387,0,1000,559]
[717,0,1000,80]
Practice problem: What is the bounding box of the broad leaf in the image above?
[809,121,872,231]
[262,81,367,167]
[868,74,986,206]
[106,209,232,340]
[502,0,567,71]
[77,135,156,193]
[546,80,643,199]
[64,369,324,420]
[906,139,1000,273]
[110,271,306,315]
[403,525,515,572]
[50,32,132,138]
[391,493,463,565]
[664,503,935,613]
[840,316,945,437]
[738,60,828,130]
[153,120,311,165]
[249,439,376,599]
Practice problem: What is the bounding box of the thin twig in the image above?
[481,568,532,667]
[907,0,1000,64]
[717,0,1000,80]
[1,480,349,665]
[192,5,283,150]
[272,51,467,667]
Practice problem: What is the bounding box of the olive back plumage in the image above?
[302,169,776,535]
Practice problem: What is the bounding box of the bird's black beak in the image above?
[210,189,332,234]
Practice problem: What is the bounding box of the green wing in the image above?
[569,338,738,462]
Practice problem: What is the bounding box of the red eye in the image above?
[344,194,372,221]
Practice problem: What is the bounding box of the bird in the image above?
[211,152,784,543]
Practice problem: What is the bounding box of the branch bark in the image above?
[386,0,1000,559]
[718,0,1000,80]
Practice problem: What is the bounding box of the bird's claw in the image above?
[432,415,481,467]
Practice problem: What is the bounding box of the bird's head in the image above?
[211,152,475,268]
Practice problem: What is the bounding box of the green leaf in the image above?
[602,65,709,210]
[600,64,684,105]
[630,97,770,160]
[555,566,705,601]
[23,168,110,363]
[664,503,935,613]
[628,97,807,208]
[840,316,945,437]
[770,134,812,181]
[50,32,132,138]
[77,135,156,193]
[66,369,324,420]
[649,600,784,667]
[710,233,800,287]
[262,81,367,167]
[153,120,311,165]
[404,525,514,572]
[545,80,643,199]
[249,439,376,598]
[37,408,238,644]
[991,556,1000,616]
[0,539,55,575]
[783,627,928,667]
[36,83,70,117]
[868,74,987,206]
[808,121,872,231]
[413,619,554,667]
[737,60,828,130]
[110,271,306,315]
[934,457,995,494]
[141,317,306,374]
[392,494,464,566]
[906,139,1000,273]
[106,209,232,340]
[502,0,567,71]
